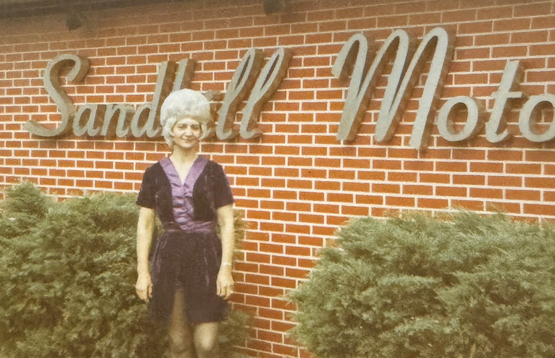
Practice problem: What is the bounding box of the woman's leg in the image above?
[193,322,220,358]
[168,289,195,358]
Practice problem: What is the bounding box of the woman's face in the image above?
[171,117,201,150]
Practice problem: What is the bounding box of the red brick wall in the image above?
[2,0,555,356]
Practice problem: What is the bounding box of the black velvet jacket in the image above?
[136,159,234,225]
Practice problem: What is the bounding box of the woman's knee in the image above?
[168,320,194,355]
[194,339,219,358]
[168,289,194,354]
[194,323,220,358]
[168,330,194,355]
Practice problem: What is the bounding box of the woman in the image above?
[135,88,235,358]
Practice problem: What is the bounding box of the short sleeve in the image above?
[213,163,234,209]
[136,166,155,208]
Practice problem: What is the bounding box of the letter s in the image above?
[25,54,89,137]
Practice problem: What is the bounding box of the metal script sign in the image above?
[26,27,555,149]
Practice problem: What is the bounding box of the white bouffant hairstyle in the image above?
[160,89,212,148]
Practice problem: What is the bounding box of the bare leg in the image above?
[193,322,220,358]
[168,289,195,358]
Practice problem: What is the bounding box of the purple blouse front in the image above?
[160,156,216,233]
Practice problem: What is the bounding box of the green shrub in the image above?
[290,212,555,358]
[0,183,250,358]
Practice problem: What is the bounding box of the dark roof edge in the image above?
[0,0,191,19]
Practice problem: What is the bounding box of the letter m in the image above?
[333,27,454,150]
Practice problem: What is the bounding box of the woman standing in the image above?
[135,89,235,358]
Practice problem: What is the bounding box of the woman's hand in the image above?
[135,272,153,303]
[217,266,234,299]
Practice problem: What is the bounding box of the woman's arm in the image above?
[136,207,155,302]
[216,203,235,299]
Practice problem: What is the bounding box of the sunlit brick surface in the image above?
[2,0,555,356]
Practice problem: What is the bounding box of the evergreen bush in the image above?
[290,212,555,358]
[0,182,250,358]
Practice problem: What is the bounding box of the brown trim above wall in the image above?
[0,0,191,19]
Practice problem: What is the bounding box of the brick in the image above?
[247,252,271,264]
[343,158,371,169]
[259,308,284,321]
[469,162,504,173]
[327,192,354,203]
[260,264,284,276]
[298,213,325,224]
[329,169,356,180]
[456,47,490,60]
[271,277,297,289]
[283,243,311,257]
[315,17,345,33]
[387,171,418,182]
[7,1,555,356]
[373,159,402,170]
[524,203,555,216]
[313,203,340,214]
[273,190,298,200]
[487,176,522,187]
[342,182,370,192]
[403,160,434,171]
[506,189,541,201]
[418,197,449,209]
[543,191,555,202]
[296,235,322,247]
[493,18,531,32]
[526,177,555,189]
[511,30,549,44]
[454,72,489,85]
[452,174,486,186]
[470,187,503,199]
[420,173,451,184]
[341,205,369,216]
[506,163,542,174]
[436,186,468,197]
[514,2,553,17]
[526,150,555,162]
[477,6,514,20]
[486,201,521,214]
[248,210,271,220]
[377,14,408,28]
[372,183,400,194]
[273,343,297,356]
[531,15,555,30]
[403,184,433,195]
[259,285,284,297]
[272,211,297,222]
[435,160,469,172]
[458,20,492,34]
[285,224,311,235]
[451,199,484,211]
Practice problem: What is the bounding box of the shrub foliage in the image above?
[0,182,250,358]
[290,212,555,358]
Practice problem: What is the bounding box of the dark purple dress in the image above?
[136,156,234,325]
